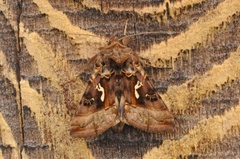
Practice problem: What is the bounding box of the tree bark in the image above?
[0,0,240,158]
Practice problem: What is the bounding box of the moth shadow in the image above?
[86,125,165,159]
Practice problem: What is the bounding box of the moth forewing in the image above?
[70,38,174,138]
[124,106,174,132]
[70,106,118,137]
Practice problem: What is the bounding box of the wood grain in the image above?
[0,0,239,158]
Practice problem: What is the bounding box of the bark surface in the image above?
[0,0,240,158]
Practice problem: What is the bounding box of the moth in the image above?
[70,37,174,138]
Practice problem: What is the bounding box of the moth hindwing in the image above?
[70,38,174,138]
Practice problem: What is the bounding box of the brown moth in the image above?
[70,37,174,138]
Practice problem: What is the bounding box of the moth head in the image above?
[107,36,119,45]
[120,37,132,46]
[107,36,132,47]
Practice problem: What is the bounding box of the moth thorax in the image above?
[114,74,124,86]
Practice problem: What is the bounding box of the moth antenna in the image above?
[123,19,129,36]
[67,33,101,38]
[121,19,132,45]
[118,31,177,41]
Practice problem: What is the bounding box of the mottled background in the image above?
[0,0,239,158]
